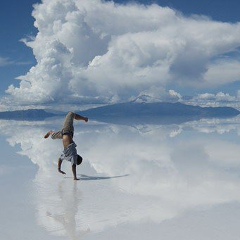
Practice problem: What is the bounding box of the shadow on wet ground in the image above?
[78,174,129,181]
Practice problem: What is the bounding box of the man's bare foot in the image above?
[44,131,53,138]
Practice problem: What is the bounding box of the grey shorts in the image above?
[59,142,78,165]
[51,112,75,139]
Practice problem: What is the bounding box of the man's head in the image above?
[77,155,82,165]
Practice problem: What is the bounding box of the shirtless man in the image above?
[44,112,88,180]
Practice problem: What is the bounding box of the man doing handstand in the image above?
[44,112,88,180]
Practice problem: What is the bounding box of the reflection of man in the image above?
[44,112,88,180]
[47,181,90,240]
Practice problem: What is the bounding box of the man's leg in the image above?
[62,112,75,136]
[44,130,63,139]
[44,112,76,139]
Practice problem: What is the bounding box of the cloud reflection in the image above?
[1,118,240,239]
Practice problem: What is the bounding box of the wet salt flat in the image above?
[1,116,240,240]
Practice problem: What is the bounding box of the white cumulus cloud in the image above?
[5,0,240,105]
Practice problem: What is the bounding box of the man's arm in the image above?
[58,159,66,175]
[74,113,88,122]
[72,164,79,180]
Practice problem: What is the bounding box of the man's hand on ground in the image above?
[58,169,66,175]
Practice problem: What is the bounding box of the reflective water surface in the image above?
[1,116,240,240]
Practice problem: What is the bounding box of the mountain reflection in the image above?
[1,117,240,239]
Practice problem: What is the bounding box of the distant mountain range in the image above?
[0,109,57,121]
[0,102,239,124]
[79,102,240,124]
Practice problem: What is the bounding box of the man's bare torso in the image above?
[63,134,73,149]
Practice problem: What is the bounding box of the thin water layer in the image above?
[0,117,240,240]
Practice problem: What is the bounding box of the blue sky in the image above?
[0,0,240,108]
[0,0,39,94]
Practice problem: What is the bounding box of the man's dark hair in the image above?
[77,155,83,165]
